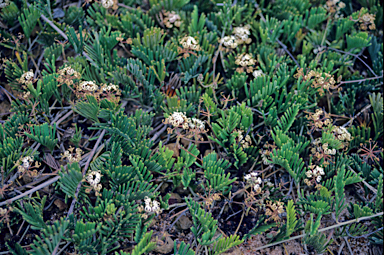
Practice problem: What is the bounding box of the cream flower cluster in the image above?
[143,196,162,214]
[62,147,83,163]
[17,156,34,174]
[79,81,98,92]
[265,200,284,223]
[0,0,10,8]
[179,36,201,51]
[359,13,376,31]
[0,207,6,216]
[260,150,272,165]
[19,71,34,84]
[333,126,352,142]
[306,165,325,182]
[235,53,256,67]
[164,112,190,129]
[59,66,78,76]
[252,70,264,78]
[220,36,238,49]
[324,0,346,19]
[101,0,114,8]
[308,70,337,92]
[245,172,262,193]
[86,170,102,195]
[232,25,252,44]
[57,66,81,86]
[313,139,337,155]
[219,25,252,49]
[102,84,118,92]
[235,129,252,148]
[189,118,205,130]
[307,109,332,130]
[163,11,181,28]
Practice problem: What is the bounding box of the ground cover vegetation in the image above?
[0,0,383,254]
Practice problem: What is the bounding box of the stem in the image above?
[0,176,60,206]
[253,212,383,251]
[66,129,106,216]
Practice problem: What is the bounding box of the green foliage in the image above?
[30,218,69,255]
[174,241,195,255]
[24,123,58,152]
[18,5,40,39]
[346,32,371,51]
[334,165,347,221]
[1,0,383,254]
[210,235,243,255]
[1,1,20,27]
[186,197,220,246]
[369,93,383,140]
[285,200,298,238]
[116,231,156,255]
[59,162,83,199]
[243,217,275,240]
[70,124,82,147]
[303,214,332,254]
[13,195,47,230]
[198,152,234,194]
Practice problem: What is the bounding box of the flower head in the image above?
[143,196,162,214]
[101,0,115,9]
[245,172,263,193]
[252,70,264,78]
[305,165,325,186]
[62,147,83,163]
[235,53,256,73]
[57,66,81,86]
[163,10,182,28]
[19,70,34,84]
[359,13,376,30]
[189,118,205,130]
[164,112,190,129]
[79,81,98,92]
[179,36,201,51]
[86,170,102,187]
[232,25,252,44]
[265,200,284,223]
[220,36,238,49]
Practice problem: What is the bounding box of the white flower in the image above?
[316,176,322,182]
[245,172,263,191]
[254,184,261,193]
[179,36,201,51]
[232,25,252,44]
[220,36,238,48]
[101,0,114,8]
[86,171,102,186]
[165,112,190,129]
[143,197,162,214]
[79,81,98,92]
[0,208,6,215]
[189,118,205,130]
[252,70,264,78]
[19,71,34,84]
[103,84,118,91]
[145,205,152,212]
[235,53,256,67]
[0,0,10,8]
